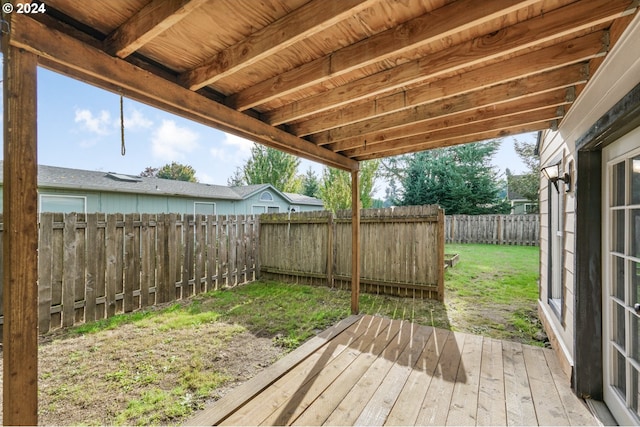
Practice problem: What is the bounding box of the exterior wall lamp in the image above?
[541,163,571,193]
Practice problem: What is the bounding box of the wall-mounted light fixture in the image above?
[541,163,571,193]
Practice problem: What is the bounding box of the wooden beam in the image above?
[344,106,560,157]
[355,122,550,161]
[329,87,576,153]
[10,14,357,172]
[180,0,377,91]
[351,170,360,315]
[2,42,39,425]
[104,0,209,58]
[229,0,535,111]
[264,0,634,125]
[310,64,589,143]
[287,30,608,134]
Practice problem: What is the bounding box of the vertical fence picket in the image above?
[140,214,152,308]
[211,216,219,287]
[38,213,54,333]
[183,214,194,298]
[85,213,98,324]
[194,215,204,294]
[123,214,135,313]
[168,213,179,301]
[62,213,77,327]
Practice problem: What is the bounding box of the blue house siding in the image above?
[0,163,324,214]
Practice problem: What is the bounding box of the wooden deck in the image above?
[187,315,598,426]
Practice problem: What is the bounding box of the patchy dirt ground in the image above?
[0,321,286,425]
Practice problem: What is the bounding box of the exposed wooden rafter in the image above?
[343,106,564,159]
[228,0,535,111]
[265,0,631,126]
[311,64,589,146]
[179,0,377,91]
[10,14,358,172]
[330,87,578,155]
[103,0,209,58]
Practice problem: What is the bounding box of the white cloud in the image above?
[74,109,112,135]
[210,133,254,161]
[123,109,153,131]
[196,171,216,184]
[151,119,200,161]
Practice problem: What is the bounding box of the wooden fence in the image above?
[445,214,539,246]
[0,212,258,334]
[259,206,445,300]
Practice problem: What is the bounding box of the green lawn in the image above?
[71,243,543,347]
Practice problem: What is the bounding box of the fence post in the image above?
[437,208,445,302]
[326,212,334,287]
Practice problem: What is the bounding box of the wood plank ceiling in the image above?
[8,0,639,171]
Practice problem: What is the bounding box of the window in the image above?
[259,191,273,201]
[194,202,215,216]
[252,205,279,214]
[40,194,86,214]
[252,205,266,214]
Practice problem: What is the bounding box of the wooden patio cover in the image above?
[1,0,638,423]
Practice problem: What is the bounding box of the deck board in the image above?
[476,338,506,426]
[354,323,433,426]
[446,333,483,426]
[384,327,451,426]
[187,315,600,426]
[522,345,570,426]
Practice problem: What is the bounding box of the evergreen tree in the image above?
[227,166,245,186]
[301,166,320,198]
[399,141,510,214]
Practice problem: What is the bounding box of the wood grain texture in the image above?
[2,42,39,426]
[187,316,599,426]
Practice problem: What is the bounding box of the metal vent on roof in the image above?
[106,172,142,182]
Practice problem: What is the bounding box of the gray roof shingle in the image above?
[0,162,324,205]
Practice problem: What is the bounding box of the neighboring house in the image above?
[0,162,324,215]
[536,14,640,425]
[506,176,538,214]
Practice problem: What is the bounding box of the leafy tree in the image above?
[157,162,198,182]
[242,144,302,193]
[139,166,158,178]
[318,167,351,212]
[140,162,197,182]
[399,141,510,214]
[301,166,320,198]
[506,139,540,205]
[318,160,380,212]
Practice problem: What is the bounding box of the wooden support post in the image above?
[351,169,360,314]
[326,213,334,288]
[2,42,39,425]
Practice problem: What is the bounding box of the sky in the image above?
[0,64,534,197]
